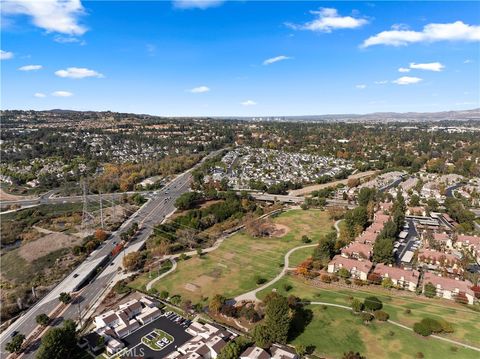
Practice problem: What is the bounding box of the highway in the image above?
[0,151,221,357]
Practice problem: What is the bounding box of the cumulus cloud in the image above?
[173,0,224,9]
[19,64,43,71]
[263,55,292,65]
[464,59,473,64]
[374,80,388,85]
[2,0,87,35]
[409,62,445,71]
[286,7,368,33]
[362,21,480,47]
[55,67,104,79]
[1,50,14,60]
[241,100,257,106]
[392,76,422,85]
[398,67,411,73]
[356,84,367,89]
[188,86,210,93]
[52,91,73,97]
[34,92,46,98]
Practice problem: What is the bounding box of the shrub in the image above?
[374,310,389,321]
[367,272,382,285]
[345,279,352,285]
[353,278,365,286]
[364,296,383,311]
[283,284,293,292]
[320,274,331,283]
[256,277,267,285]
[424,282,436,298]
[438,319,454,333]
[351,298,363,313]
[413,322,432,336]
[301,235,311,243]
[337,268,350,279]
[404,309,411,315]
[361,312,374,323]
[421,318,442,333]
[416,352,424,359]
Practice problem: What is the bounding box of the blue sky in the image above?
[1,1,479,116]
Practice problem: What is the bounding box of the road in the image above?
[0,150,222,357]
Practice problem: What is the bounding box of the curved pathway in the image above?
[334,219,342,238]
[146,259,177,291]
[234,243,317,302]
[307,301,480,353]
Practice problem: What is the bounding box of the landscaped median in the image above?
[141,329,174,351]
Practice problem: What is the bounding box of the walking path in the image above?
[307,301,480,352]
[234,243,317,302]
[146,259,177,291]
[334,219,342,238]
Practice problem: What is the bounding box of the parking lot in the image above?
[119,313,192,359]
[395,218,421,265]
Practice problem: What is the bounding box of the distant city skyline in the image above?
[1,0,479,116]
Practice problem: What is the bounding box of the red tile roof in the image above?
[423,272,473,295]
[329,255,373,273]
[374,264,419,283]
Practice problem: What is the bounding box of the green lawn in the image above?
[258,276,480,347]
[130,209,334,303]
[291,305,479,359]
[289,246,314,267]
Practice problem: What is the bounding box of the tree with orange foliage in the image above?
[95,229,108,241]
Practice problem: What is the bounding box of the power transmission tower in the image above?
[81,178,94,230]
[99,191,104,229]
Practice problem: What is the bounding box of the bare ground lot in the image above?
[18,232,82,262]
[0,188,32,201]
[289,170,378,196]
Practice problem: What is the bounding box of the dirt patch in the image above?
[185,283,200,292]
[0,188,31,201]
[270,223,290,237]
[18,232,82,262]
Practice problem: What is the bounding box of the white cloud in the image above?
[356,84,367,89]
[19,64,43,71]
[409,62,445,72]
[188,86,210,93]
[1,50,14,60]
[392,76,422,85]
[2,0,87,35]
[52,91,73,97]
[464,59,473,64]
[374,80,388,85]
[54,36,85,45]
[362,21,480,47]
[398,67,411,73]
[55,67,104,79]
[173,0,224,9]
[241,100,257,106]
[286,7,368,33]
[263,55,292,65]
[34,92,46,98]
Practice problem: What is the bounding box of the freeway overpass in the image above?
[0,150,223,357]
[246,192,355,208]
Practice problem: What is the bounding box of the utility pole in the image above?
[81,178,94,231]
[99,191,104,229]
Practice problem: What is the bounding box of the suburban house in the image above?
[407,206,427,216]
[93,297,161,352]
[356,230,378,244]
[168,322,235,359]
[327,255,373,281]
[423,272,475,305]
[455,234,480,262]
[341,241,373,260]
[417,249,462,273]
[373,264,419,292]
[240,345,298,359]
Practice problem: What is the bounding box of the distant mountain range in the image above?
[3,108,480,123]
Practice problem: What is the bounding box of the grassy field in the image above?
[289,246,315,267]
[258,276,480,347]
[291,305,479,359]
[129,209,334,303]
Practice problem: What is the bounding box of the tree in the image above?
[36,320,77,359]
[263,293,291,344]
[351,298,363,313]
[413,321,432,336]
[94,228,108,241]
[301,235,311,243]
[296,344,307,357]
[424,282,437,298]
[312,232,336,265]
[122,252,142,271]
[218,341,241,359]
[175,191,203,210]
[338,268,350,279]
[209,294,226,314]
[5,333,25,353]
[59,292,71,304]
[253,324,271,348]
[372,238,394,264]
[36,313,50,326]
[374,310,389,321]
[381,277,394,289]
[364,296,383,311]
